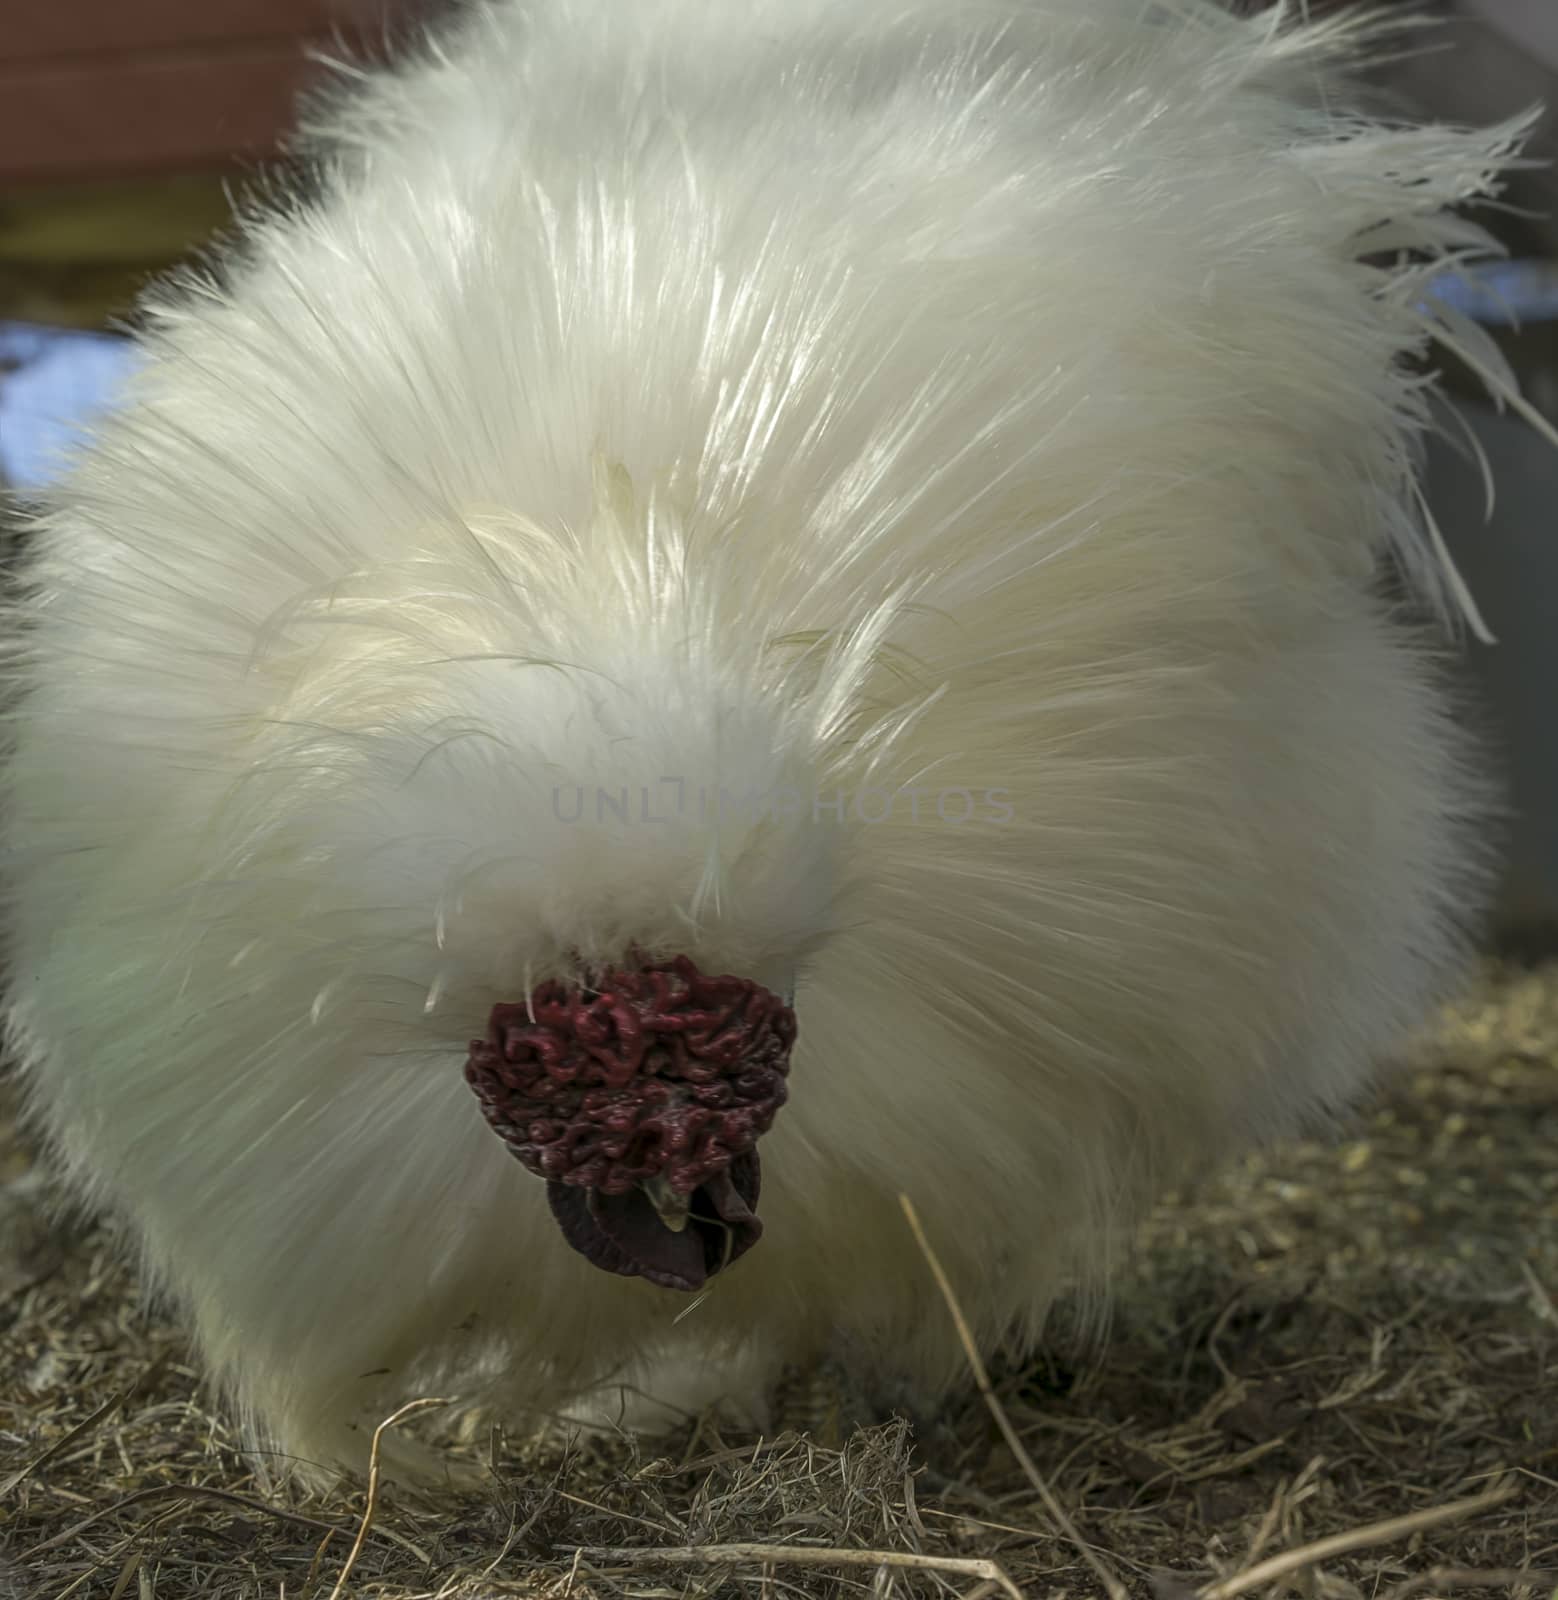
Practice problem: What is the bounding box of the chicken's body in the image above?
[1,0,1524,1482]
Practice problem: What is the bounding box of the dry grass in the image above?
[3,958,1556,1600]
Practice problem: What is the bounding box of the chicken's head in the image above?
[464,954,795,1289]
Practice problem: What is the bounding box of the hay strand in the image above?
[324,1397,449,1600]
[1196,1477,1523,1600]
[570,1539,1028,1600]
[899,1191,1131,1600]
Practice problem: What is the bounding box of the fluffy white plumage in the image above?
[1,0,1533,1482]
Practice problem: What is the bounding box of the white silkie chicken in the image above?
[0,0,1535,1483]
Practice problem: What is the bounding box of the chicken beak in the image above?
[642,1174,691,1233]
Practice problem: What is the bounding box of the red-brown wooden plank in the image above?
[0,0,403,65]
[0,47,336,183]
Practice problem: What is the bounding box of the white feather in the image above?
[0,0,1532,1482]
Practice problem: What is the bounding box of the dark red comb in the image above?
[464,955,795,1199]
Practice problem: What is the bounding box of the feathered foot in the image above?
[770,1345,961,1455]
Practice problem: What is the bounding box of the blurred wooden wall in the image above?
[0,0,429,327]
[0,0,422,186]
